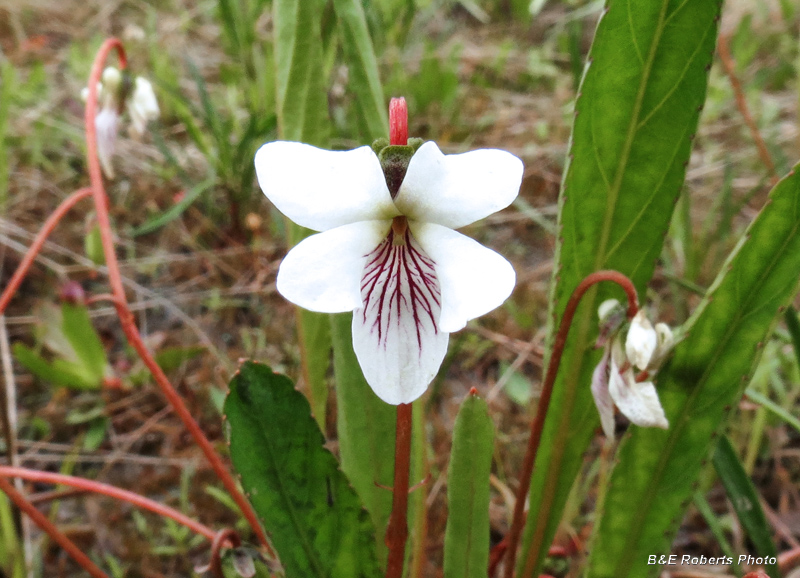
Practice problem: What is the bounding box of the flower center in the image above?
[391,216,408,245]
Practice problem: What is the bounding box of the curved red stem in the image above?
[0,476,110,578]
[82,38,272,554]
[502,270,638,578]
[0,466,223,544]
[0,187,93,315]
[209,528,243,578]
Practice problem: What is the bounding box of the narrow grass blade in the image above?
[273,0,334,425]
[274,0,330,146]
[519,1,722,574]
[783,306,800,370]
[331,313,395,563]
[712,435,779,577]
[693,491,741,574]
[131,176,215,237]
[332,0,389,139]
[61,303,108,384]
[745,387,800,435]
[443,391,494,578]
[225,361,381,578]
[588,165,800,577]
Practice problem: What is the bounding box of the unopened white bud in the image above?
[655,323,673,350]
[598,299,621,322]
[127,76,159,137]
[102,67,122,90]
[625,310,657,371]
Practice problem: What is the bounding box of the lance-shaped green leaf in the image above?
[331,313,395,563]
[332,0,388,140]
[443,392,494,578]
[518,1,722,574]
[274,0,333,428]
[274,0,329,147]
[14,303,109,390]
[587,166,800,578]
[712,436,779,577]
[225,361,382,578]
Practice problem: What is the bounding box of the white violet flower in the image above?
[591,301,672,439]
[255,140,523,404]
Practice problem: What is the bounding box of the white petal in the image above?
[625,310,657,370]
[95,108,119,180]
[394,141,523,229]
[609,360,669,431]
[412,222,515,333]
[598,299,621,322]
[352,227,448,404]
[128,77,159,136]
[591,349,616,439]
[255,142,399,231]
[276,221,390,313]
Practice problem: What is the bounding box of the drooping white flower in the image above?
[625,309,657,370]
[95,107,120,180]
[127,77,160,137]
[256,140,523,405]
[591,305,672,439]
[82,67,159,178]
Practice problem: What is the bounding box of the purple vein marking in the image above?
[360,227,441,355]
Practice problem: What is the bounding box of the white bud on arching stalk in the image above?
[127,77,160,137]
[590,303,673,439]
[598,298,621,322]
[625,309,657,371]
[82,67,159,179]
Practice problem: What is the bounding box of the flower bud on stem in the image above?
[390,97,408,146]
[501,270,638,578]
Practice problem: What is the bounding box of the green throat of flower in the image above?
[372,137,424,199]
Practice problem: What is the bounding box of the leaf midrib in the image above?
[244,384,329,578]
[592,0,670,270]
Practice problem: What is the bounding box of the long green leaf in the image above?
[131,176,215,237]
[331,313,395,563]
[299,308,332,430]
[225,361,381,578]
[274,0,330,146]
[13,344,98,390]
[588,166,800,577]
[518,1,721,574]
[274,0,334,427]
[443,392,494,578]
[332,0,389,140]
[60,303,107,385]
[713,436,779,577]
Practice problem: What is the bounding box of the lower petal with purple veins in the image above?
[352,224,448,405]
